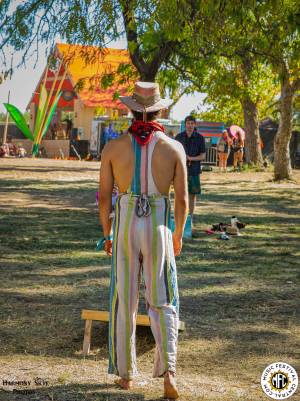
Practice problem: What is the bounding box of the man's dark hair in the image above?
[185,115,196,124]
[131,110,161,122]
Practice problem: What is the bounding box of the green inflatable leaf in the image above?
[3,103,34,141]
[32,143,39,157]
[40,91,61,139]
[33,84,48,140]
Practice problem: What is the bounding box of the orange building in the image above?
[28,43,134,145]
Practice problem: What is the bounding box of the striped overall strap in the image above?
[130,134,149,195]
[129,132,162,196]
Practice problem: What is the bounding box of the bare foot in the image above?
[164,371,179,399]
[114,378,133,390]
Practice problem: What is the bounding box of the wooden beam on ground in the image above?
[81,309,185,331]
[81,309,185,356]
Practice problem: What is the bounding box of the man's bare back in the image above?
[99,129,188,257]
[103,133,186,195]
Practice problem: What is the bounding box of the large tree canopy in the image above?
[166,0,300,176]
[0,0,195,81]
[255,1,300,180]
[0,0,198,116]
[1,0,299,179]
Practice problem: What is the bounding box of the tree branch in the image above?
[292,77,300,93]
[120,0,147,77]
[147,40,178,81]
[166,58,203,90]
[168,86,190,109]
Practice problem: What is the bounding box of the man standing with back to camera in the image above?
[99,81,188,399]
[175,115,206,233]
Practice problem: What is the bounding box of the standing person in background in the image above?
[63,118,73,139]
[232,131,245,171]
[175,115,206,231]
[217,130,232,172]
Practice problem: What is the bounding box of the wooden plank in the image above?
[81,310,185,331]
[82,310,109,322]
[82,319,92,356]
[178,320,185,331]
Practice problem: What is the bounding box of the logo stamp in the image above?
[261,362,298,399]
[1,377,49,395]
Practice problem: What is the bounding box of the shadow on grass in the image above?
[0,166,99,174]
[200,196,299,218]
[0,383,163,401]
[0,174,299,370]
[177,286,299,374]
[0,202,156,358]
[0,179,98,212]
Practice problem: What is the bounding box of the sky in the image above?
[0,39,206,122]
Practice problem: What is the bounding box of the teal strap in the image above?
[96,235,113,251]
[130,135,141,194]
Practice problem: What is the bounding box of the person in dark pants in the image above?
[175,115,206,230]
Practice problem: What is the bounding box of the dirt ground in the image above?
[0,158,299,401]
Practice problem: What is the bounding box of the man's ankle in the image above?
[164,370,176,378]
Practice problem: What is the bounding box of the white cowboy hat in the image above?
[119,81,172,112]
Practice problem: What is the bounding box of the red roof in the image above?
[56,43,134,109]
[30,43,135,110]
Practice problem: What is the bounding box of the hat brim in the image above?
[119,96,172,112]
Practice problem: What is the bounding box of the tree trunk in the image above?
[121,1,177,83]
[274,76,293,180]
[242,97,263,165]
[139,69,156,82]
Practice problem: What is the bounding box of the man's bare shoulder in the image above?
[159,134,186,158]
[102,134,131,157]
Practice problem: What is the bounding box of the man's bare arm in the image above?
[173,146,189,238]
[99,144,114,237]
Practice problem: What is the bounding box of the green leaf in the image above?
[113,91,120,101]
[3,103,34,141]
[100,73,115,89]
[40,92,62,140]
[33,83,48,140]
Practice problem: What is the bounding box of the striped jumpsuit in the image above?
[108,131,179,380]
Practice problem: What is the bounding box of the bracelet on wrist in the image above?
[96,235,113,251]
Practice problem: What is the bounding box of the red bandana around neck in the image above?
[128,121,165,146]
